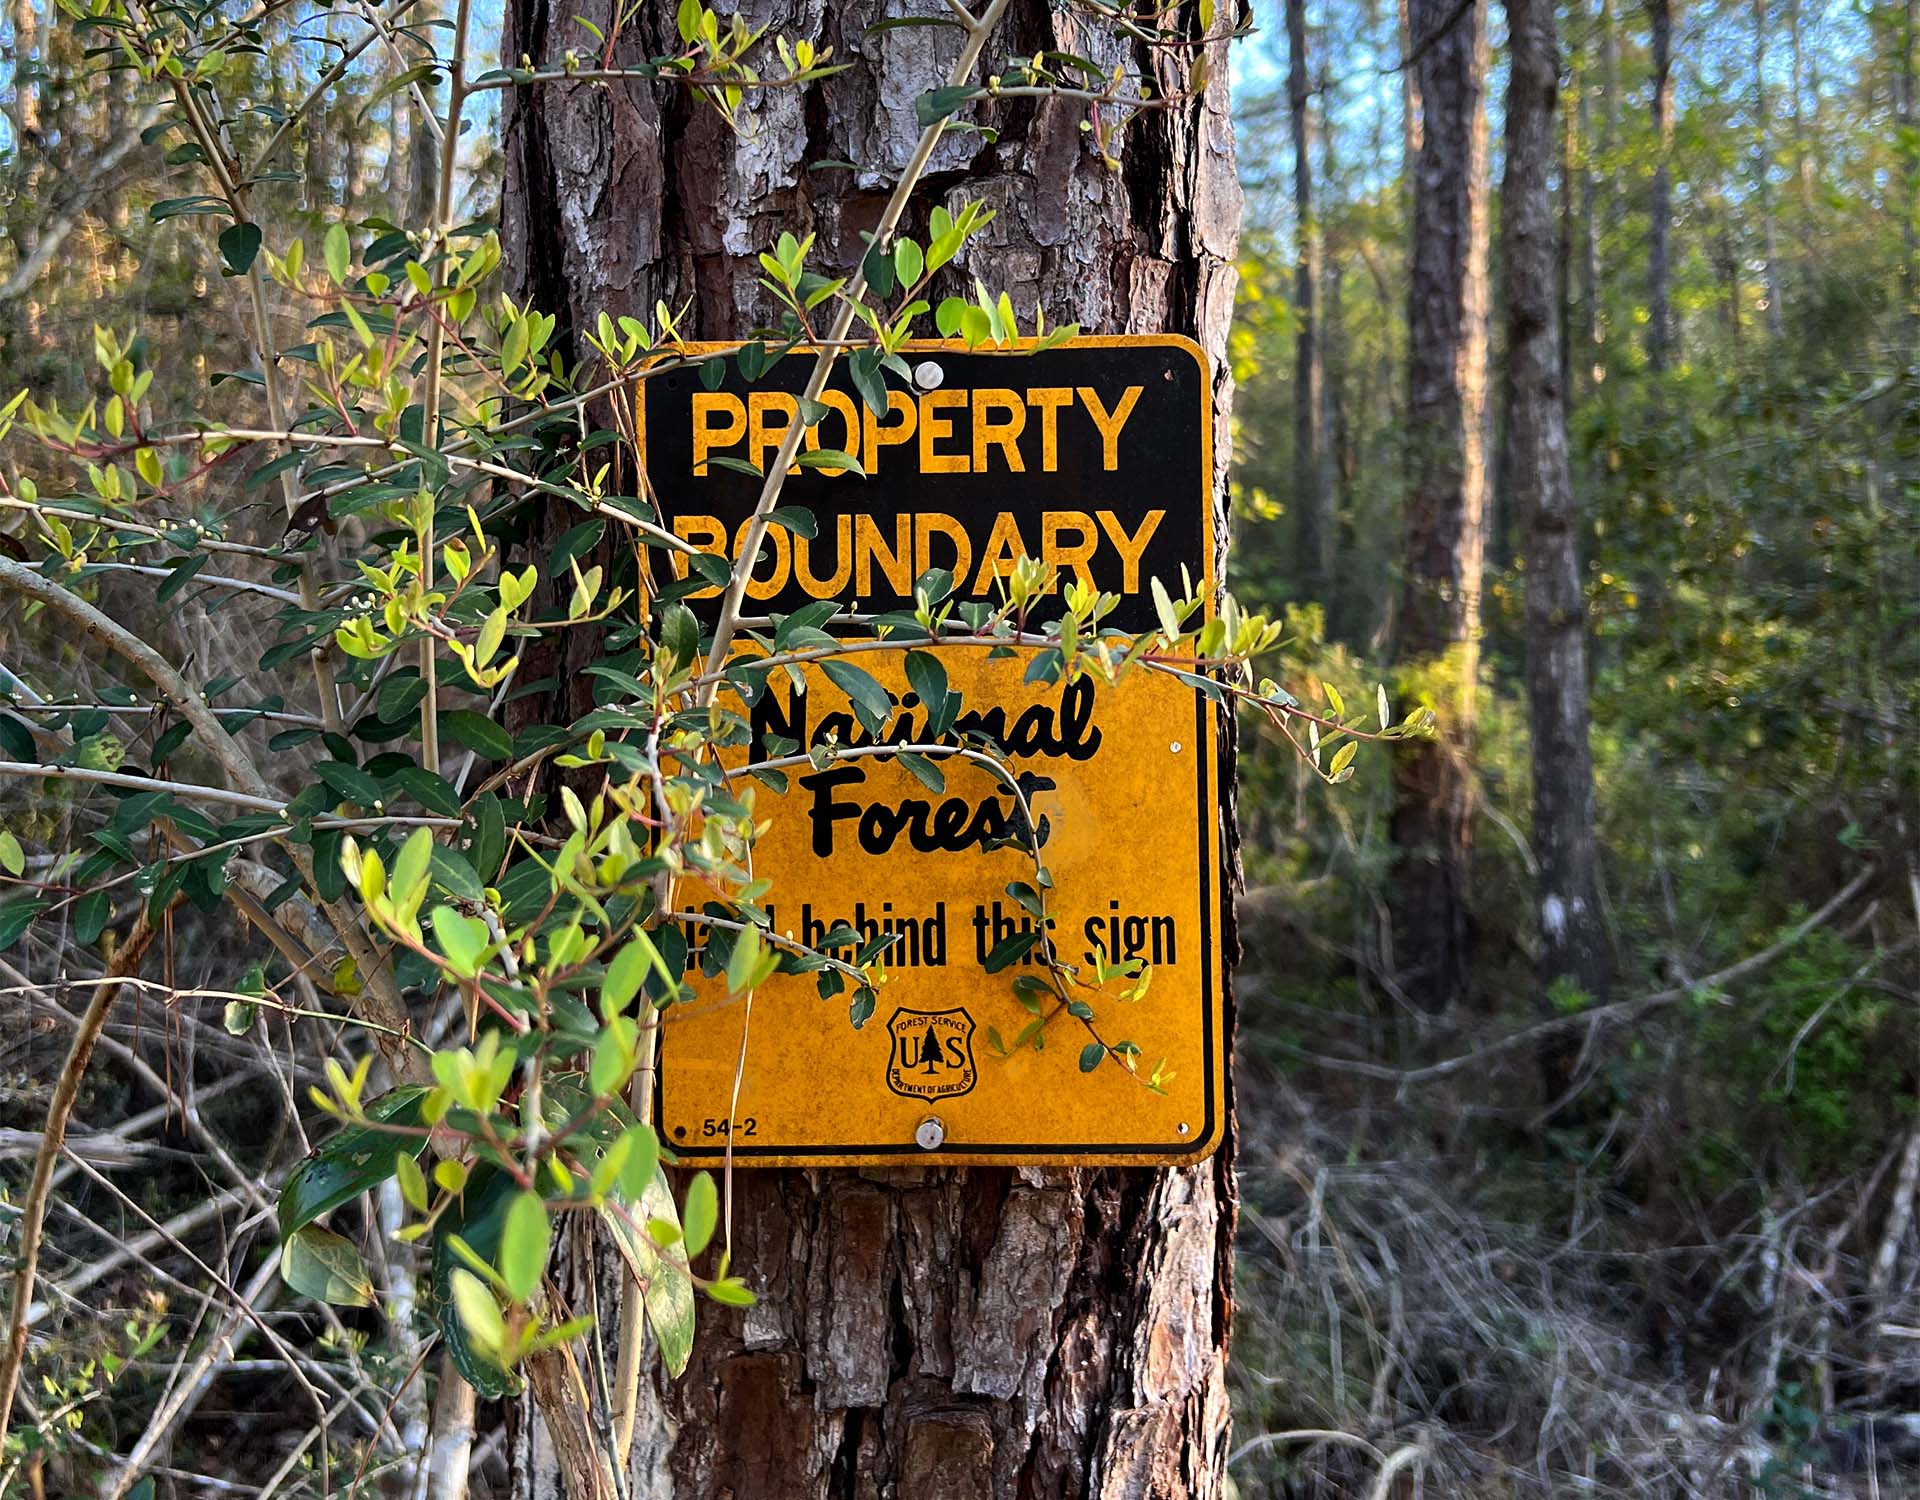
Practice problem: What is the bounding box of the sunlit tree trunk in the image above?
[1391,0,1490,1012]
[1288,0,1330,600]
[1398,0,1423,213]
[498,3,1243,1495]
[1503,0,1611,1028]
[9,0,37,143]
[1647,0,1674,371]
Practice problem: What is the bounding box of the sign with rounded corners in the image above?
[637,337,1225,1166]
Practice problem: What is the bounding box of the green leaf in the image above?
[0,896,48,951]
[903,650,953,734]
[219,221,262,276]
[660,603,702,671]
[795,447,866,477]
[982,928,1038,973]
[603,928,673,1015]
[1078,1042,1105,1074]
[599,1167,695,1376]
[280,1225,374,1307]
[766,504,819,539]
[915,85,985,128]
[376,672,430,723]
[72,889,109,947]
[432,1167,522,1397]
[432,905,491,977]
[1151,576,1181,638]
[819,660,892,733]
[315,759,382,807]
[390,765,464,817]
[615,1124,660,1200]
[499,1191,551,1302]
[448,1268,508,1368]
[898,751,945,792]
[894,238,924,289]
[441,710,513,759]
[725,920,771,995]
[705,1277,756,1306]
[277,1087,433,1239]
[323,223,351,285]
[0,831,22,877]
[681,1171,718,1258]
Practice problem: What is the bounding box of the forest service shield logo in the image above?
[885,1008,977,1100]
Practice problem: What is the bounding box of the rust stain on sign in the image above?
[640,337,1224,1166]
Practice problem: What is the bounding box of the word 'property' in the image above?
[689,383,1145,477]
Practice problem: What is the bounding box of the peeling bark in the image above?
[499,3,1242,1495]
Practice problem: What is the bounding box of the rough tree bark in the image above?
[497,3,1242,1496]
[1501,0,1611,1021]
[1287,0,1330,600]
[1646,0,1674,371]
[1390,0,1490,1013]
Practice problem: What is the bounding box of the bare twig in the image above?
[0,899,170,1455]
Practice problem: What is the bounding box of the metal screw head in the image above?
[913,360,945,390]
[915,1116,945,1150]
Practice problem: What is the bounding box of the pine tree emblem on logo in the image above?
[885,1008,977,1100]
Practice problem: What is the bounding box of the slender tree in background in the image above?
[1647,0,1675,371]
[1391,0,1491,1012]
[499,2,1243,1494]
[1501,0,1610,1022]
[1901,0,1917,364]
[1288,0,1331,599]
[1754,0,1784,335]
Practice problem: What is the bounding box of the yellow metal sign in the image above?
[640,337,1224,1166]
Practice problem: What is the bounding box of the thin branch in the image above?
[0,555,422,1078]
[0,897,171,1456]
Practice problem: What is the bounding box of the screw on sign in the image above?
[643,337,1227,1168]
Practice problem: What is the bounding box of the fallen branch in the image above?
[1278,865,1877,1086]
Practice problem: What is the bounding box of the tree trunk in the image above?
[1502,0,1611,1025]
[1788,0,1810,210]
[497,4,1243,1496]
[1390,0,1490,1013]
[1322,67,1355,639]
[9,0,37,143]
[1753,0,1783,335]
[1900,0,1917,367]
[1646,0,1675,372]
[1288,0,1330,601]
[1398,0,1423,210]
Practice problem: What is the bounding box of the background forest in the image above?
[0,0,1913,1494]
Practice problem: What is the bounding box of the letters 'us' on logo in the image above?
[885,1008,977,1100]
